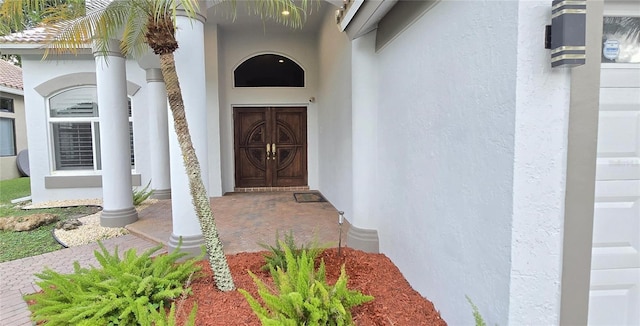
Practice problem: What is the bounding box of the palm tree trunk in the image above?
[159,52,235,292]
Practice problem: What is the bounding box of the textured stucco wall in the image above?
[216,28,320,193]
[125,61,151,193]
[316,8,353,217]
[373,1,518,324]
[508,1,571,324]
[0,92,26,181]
[21,57,100,203]
[20,55,149,203]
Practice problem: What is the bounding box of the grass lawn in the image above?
[0,177,99,262]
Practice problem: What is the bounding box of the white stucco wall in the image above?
[204,23,223,196]
[347,1,572,324]
[216,27,320,193]
[316,9,353,216]
[126,60,151,192]
[21,55,150,203]
[372,1,519,324]
[22,56,99,202]
[508,1,570,324]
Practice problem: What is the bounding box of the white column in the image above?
[167,13,209,253]
[204,23,223,197]
[348,31,380,252]
[146,68,171,199]
[95,39,138,227]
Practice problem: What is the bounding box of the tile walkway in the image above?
[0,191,347,325]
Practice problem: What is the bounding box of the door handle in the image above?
[266,143,271,160]
[272,143,276,160]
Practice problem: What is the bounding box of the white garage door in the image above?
[589,5,640,325]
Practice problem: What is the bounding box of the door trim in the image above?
[559,1,603,324]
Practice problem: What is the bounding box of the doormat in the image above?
[293,192,326,203]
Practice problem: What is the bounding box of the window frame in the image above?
[0,97,14,113]
[0,117,17,157]
[46,86,135,174]
[233,53,306,88]
[601,16,640,64]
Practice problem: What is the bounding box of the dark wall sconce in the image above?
[546,0,587,68]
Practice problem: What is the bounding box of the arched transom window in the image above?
[234,54,304,87]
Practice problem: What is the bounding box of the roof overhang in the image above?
[0,42,91,56]
[338,0,397,39]
[0,85,24,96]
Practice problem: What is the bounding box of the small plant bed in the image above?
[25,243,200,325]
[175,247,447,325]
[0,206,102,262]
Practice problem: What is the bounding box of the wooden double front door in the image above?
[234,107,307,188]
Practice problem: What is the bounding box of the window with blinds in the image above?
[48,87,134,171]
[0,117,16,157]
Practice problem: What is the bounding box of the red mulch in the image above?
[176,247,446,325]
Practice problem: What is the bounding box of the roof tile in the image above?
[0,27,50,44]
[0,60,23,90]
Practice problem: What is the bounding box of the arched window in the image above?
[48,87,135,171]
[234,54,304,87]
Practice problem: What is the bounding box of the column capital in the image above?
[176,9,206,23]
[92,38,124,58]
[146,68,164,82]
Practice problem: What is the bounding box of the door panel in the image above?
[234,107,307,188]
[273,109,307,187]
[589,10,640,324]
[234,109,268,188]
[589,269,640,326]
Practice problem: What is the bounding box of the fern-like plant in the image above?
[259,230,324,271]
[24,242,202,325]
[466,295,487,326]
[133,180,155,206]
[240,245,373,325]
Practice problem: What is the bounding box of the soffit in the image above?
[206,1,335,35]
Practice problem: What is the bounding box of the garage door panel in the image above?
[588,269,640,326]
[596,158,640,180]
[590,11,640,323]
[592,182,640,270]
[596,111,639,157]
[601,68,640,88]
[600,88,640,112]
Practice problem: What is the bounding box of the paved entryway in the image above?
[128,192,348,254]
[0,191,347,325]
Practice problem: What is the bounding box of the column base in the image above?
[100,207,138,227]
[152,188,171,200]
[346,226,379,253]
[168,233,207,259]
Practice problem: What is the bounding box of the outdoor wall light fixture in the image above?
[546,0,587,68]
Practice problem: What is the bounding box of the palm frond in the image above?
[247,0,306,29]
[604,16,640,43]
[0,0,84,34]
[120,5,150,58]
[214,0,316,29]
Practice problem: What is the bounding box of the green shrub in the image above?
[239,245,373,326]
[24,242,202,325]
[259,230,324,272]
[466,295,487,326]
[149,301,198,326]
[133,181,155,206]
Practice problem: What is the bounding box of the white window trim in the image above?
[46,86,135,174]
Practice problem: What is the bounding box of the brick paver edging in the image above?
[0,234,163,326]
